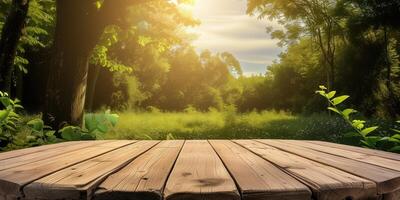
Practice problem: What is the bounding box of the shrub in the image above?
[0,92,58,150]
[59,110,119,141]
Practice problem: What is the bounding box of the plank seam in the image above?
[18,140,138,199]
[83,141,161,200]
[255,140,386,195]
[293,140,400,172]
[160,140,186,200]
[208,140,243,200]
[308,141,400,161]
[0,141,112,172]
[233,140,317,197]
[0,141,80,161]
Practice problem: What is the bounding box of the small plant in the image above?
[60,110,119,141]
[27,119,58,143]
[0,92,58,150]
[316,86,400,152]
[0,91,23,135]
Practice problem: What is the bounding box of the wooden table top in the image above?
[0,140,400,200]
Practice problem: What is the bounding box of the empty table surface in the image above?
[0,140,399,200]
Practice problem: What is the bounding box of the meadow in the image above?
[104,110,356,143]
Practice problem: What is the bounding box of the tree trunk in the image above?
[43,1,104,130]
[85,64,101,112]
[43,0,141,130]
[0,0,30,93]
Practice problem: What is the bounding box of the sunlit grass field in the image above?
[104,110,356,143]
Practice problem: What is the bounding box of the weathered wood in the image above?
[2,140,400,200]
[234,140,377,200]
[383,189,400,200]
[164,140,240,200]
[258,139,400,194]
[0,141,83,161]
[24,141,159,200]
[209,140,311,200]
[308,141,400,161]
[0,141,109,171]
[94,140,184,200]
[0,140,135,199]
[288,140,400,171]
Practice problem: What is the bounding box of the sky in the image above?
[187,0,283,76]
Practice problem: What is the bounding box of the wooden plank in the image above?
[234,140,377,200]
[24,140,159,200]
[383,189,400,200]
[0,140,135,199]
[258,139,400,194]
[94,140,184,200]
[0,141,83,161]
[209,140,311,200]
[287,140,400,171]
[308,141,400,161]
[164,140,240,200]
[0,141,110,171]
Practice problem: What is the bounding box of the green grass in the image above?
[104,110,355,143]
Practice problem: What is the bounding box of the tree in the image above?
[337,0,400,118]
[85,0,198,111]
[247,0,344,90]
[0,0,30,93]
[43,0,146,130]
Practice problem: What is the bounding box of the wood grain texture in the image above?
[94,140,184,200]
[288,140,400,172]
[308,141,400,161]
[24,140,159,200]
[209,140,311,200]
[0,140,135,199]
[0,141,110,171]
[0,141,83,161]
[258,139,400,194]
[234,140,377,200]
[164,140,240,200]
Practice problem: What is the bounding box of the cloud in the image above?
[189,0,283,75]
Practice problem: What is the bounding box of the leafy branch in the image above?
[316,85,400,152]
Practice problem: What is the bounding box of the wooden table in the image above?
[0,140,399,200]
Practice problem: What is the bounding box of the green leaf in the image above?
[389,146,400,152]
[327,107,341,114]
[315,90,325,96]
[60,126,82,141]
[391,134,400,140]
[96,123,109,133]
[352,120,366,130]
[331,95,350,106]
[84,114,98,133]
[344,132,361,138]
[361,126,378,136]
[388,137,400,143]
[106,113,119,127]
[0,109,10,123]
[361,136,380,148]
[326,91,336,99]
[319,85,327,90]
[342,109,356,118]
[27,118,44,132]
[0,97,11,107]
